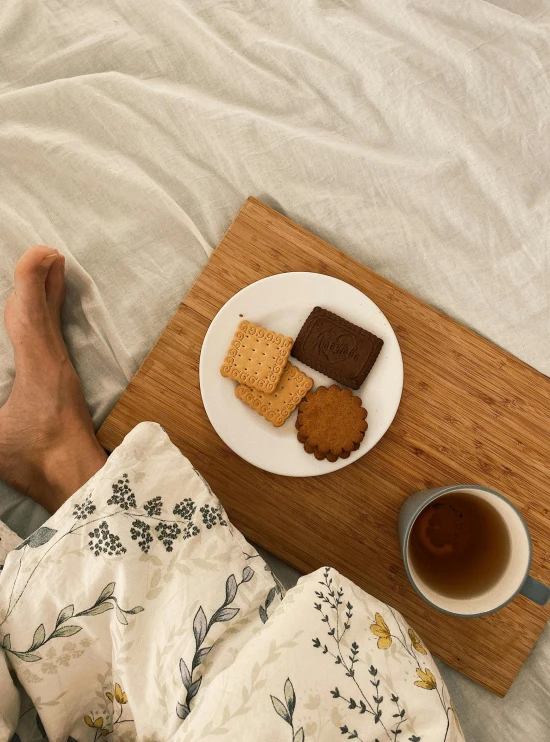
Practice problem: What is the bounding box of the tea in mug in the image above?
[408,492,511,599]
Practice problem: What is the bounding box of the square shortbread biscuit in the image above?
[235,363,313,426]
[220,320,293,394]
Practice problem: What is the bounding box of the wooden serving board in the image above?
[98,197,550,696]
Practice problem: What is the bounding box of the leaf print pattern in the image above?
[339,725,366,740]
[176,566,255,720]
[80,477,220,557]
[88,522,127,556]
[200,503,227,529]
[182,521,200,540]
[130,520,153,553]
[73,495,96,521]
[312,569,391,739]
[15,527,57,551]
[259,586,278,624]
[142,496,162,516]
[259,565,284,623]
[2,583,143,663]
[368,666,383,724]
[2,474,188,631]
[369,604,455,741]
[311,568,431,742]
[173,499,196,519]
[271,678,304,742]
[154,522,182,552]
[107,474,137,510]
[0,422,463,742]
[390,694,408,741]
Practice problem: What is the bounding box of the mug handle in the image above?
[521,575,550,606]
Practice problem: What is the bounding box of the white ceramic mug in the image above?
[398,485,550,617]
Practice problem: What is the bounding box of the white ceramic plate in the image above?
[199,272,403,476]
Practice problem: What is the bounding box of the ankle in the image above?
[39,437,108,513]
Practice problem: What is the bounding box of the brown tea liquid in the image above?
[408,493,511,599]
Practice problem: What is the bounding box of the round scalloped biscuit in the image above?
[296,384,367,460]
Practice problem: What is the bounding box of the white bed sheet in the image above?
[0,0,549,739]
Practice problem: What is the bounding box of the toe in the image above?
[13,246,60,312]
[45,253,66,319]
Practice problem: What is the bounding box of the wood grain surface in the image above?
[98,197,550,696]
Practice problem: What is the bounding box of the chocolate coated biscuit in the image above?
[292,307,383,389]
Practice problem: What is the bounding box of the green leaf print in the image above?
[193,607,208,647]
[176,570,255,720]
[50,625,82,639]
[79,602,113,617]
[10,650,41,662]
[15,527,57,550]
[271,678,304,741]
[30,624,45,651]
[285,678,296,718]
[97,582,116,602]
[271,695,291,724]
[56,605,75,627]
[3,582,143,664]
[225,574,238,603]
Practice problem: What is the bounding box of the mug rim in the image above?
[401,484,533,618]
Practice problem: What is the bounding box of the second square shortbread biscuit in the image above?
[220,320,293,394]
[236,363,313,427]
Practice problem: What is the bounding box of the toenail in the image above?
[40,254,58,268]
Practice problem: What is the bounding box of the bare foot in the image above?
[0,246,107,513]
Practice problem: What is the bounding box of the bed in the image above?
[1,1,549,739]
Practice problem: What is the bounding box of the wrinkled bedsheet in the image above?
[0,1,549,739]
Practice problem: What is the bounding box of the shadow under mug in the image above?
[398,485,550,617]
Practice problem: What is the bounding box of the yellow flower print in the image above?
[114,683,128,704]
[106,683,128,704]
[408,628,427,655]
[84,714,109,736]
[369,612,392,649]
[87,681,131,738]
[414,667,437,690]
[84,715,104,728]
